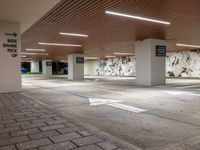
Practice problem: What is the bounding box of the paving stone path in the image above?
[0,93,121,150]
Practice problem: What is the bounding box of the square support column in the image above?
[42,60,52,77]
[31,61,40,73]
[68,54,84,80]
[0,21,21,93]
[135,39,166,86]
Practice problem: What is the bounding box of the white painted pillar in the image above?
[42,60,52,77]
[31,61,40,73]
[135,39,166,86]
[0,21,21,93]
[68,54,84,80]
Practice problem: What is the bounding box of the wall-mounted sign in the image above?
[46,62,52,66]
[2,32,18,58]
[156,45,166,57]
[76,57,84,64]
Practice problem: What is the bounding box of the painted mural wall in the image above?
[96,56,136,76]
[84,50,200,78]
[166,50,200,78]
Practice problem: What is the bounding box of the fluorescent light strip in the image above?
[21,52,49,56]
[61,60,68,62]
[106,56,116,58]
[114,52,134,56]
[38,42,82,47]
[21,55,26,58]
[105,11,170,25]
[26,48,46,52]
[176,43,200,48]
[84,57,100,60]
[60,32,88,37]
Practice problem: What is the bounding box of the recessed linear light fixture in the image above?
[84,57,100,60]
[105,56,116,58]
[21,52,49,56]
[114,52,134,56]
[26,48,46,52]
[176,43,200,48]
[105,11,170,25]
[38,42,82,47]
[60,32,88,37]
[60,60,68,62]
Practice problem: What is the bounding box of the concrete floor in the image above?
[22,75,200,150]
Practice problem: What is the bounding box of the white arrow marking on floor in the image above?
[89,98,147,113]
[108,103,147,113]
[89,98,123,106]
[163,91,200,96]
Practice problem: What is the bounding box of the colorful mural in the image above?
[96,56,136,76]
[95,50,200,78]
[166,50,200,77]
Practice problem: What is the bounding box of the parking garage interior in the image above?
[1,0,200,150]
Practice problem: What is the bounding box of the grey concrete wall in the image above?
[31,61,40,73]
[42,60,52,77]
[135,39,166,86]
[68,54,84,80]
[0,21,21,93]
[84,60,98,76]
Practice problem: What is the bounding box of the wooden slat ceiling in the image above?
[22,0,200,60]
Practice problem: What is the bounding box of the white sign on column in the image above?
[0,21,21,93]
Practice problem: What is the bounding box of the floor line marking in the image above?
[89,98,147,113]
[89,98,123,106]
[163,91,200,97]
[102,89,125,95]
[108,103,147,113]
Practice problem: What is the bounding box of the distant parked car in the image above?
[21,67,27,74]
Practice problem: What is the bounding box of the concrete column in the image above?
[31,61,40,73]
[135,39,166,86]
[68,54,84,80]
[42,60,52,77]
[0,21,21,93]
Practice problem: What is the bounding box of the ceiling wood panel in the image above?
[22,0,200,60]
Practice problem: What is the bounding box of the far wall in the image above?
[84,56,136,76]
[84,50,200,78]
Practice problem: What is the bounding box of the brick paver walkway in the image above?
[0,93,121,150]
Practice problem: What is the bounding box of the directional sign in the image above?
[89,98,147,113]
[5,32,18,37]
[3,32,18,58]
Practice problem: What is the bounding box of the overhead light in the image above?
[105,56,116,58]
[60,32,88,37]
[26,48,46,52]
[38,42,82,47]
[114,52,134,56]
[105,11,170,25]
[84,57,100,60]
[61,60,68,62]
[21,52,49,56]
[21,55,26,58]
[176,43,200,48]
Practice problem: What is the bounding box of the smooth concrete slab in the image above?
[22,76,200,149]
